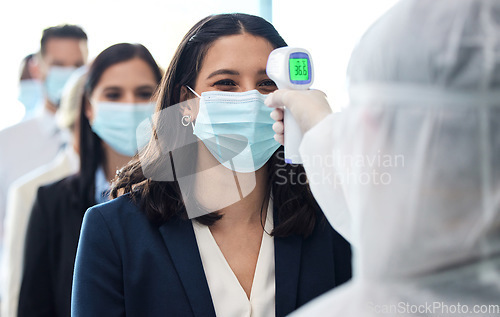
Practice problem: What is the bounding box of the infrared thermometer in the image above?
[266,47,314,164]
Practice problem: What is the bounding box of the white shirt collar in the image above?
[192,200,275,317]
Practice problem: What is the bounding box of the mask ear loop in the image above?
[183,86,199,129]
[186,85,201,98]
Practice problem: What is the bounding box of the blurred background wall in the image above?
[0,0,398,129]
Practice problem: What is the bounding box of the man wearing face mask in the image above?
[0,25,88,282]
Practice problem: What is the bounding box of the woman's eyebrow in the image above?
[102,86,122,91]
[206,69,239,79]
[134,85,155,91]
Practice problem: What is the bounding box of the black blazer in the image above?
[18,174,89,317]
[72,193,351,317]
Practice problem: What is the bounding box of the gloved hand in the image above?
[264,89,332,145]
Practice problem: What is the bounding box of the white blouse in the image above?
[192,201,275,317]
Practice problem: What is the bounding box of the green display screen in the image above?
[289,58,309,81]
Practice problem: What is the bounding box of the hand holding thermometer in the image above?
[266,47,314,164]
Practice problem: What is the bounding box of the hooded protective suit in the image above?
[293,0,500,315]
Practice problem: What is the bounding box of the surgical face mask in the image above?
[90,101,155,157]
[188,87,280,173]
[44,66,77,106]
[18,79,43,115]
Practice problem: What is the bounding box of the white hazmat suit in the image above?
[293,0,500,315]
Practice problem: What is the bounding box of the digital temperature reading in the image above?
[289,58,309,81]
[266,47,314,164]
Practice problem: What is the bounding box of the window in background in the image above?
[1,0,397,130]
[0,0,270,131]
[272,0,399,110]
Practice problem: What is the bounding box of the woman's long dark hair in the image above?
[111,14,321,237]
[79,43,162,212]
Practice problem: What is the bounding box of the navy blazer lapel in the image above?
[158,216,216,317]
[273,204,303,317]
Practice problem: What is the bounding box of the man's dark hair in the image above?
[40,24,87,56]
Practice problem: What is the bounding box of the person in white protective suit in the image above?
[266,0,500,315]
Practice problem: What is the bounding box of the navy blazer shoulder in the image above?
[72,193,351,317]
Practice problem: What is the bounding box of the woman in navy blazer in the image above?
[72,13,351,317]
[18,43,162,317]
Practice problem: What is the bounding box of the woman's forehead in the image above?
[199,34,274,76]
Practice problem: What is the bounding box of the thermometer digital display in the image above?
[289,54,311,83]
[266,47,314,164]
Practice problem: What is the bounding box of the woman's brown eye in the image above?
[105,93,121,100]
[137,91,153,99]
[214,79,236,86]
[259,80,278,93]
[260,79,277,87]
